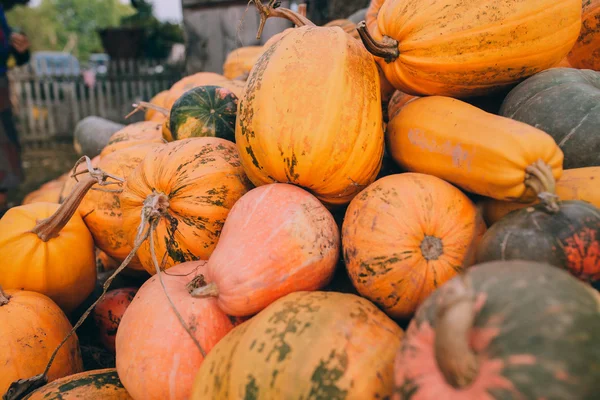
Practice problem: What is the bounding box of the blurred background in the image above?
[1,0,370,208]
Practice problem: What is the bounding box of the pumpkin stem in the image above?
[186,274,208,294]
[30,156,124,242]
[190,282,219,298]
[148,219,207,358]
[357,21,400,63]
[0,284,10,306]
[524,160,560,213]
[434,273,479,389]
[253,0,315,40]
[126,101,169,119]
[421,235,443,261]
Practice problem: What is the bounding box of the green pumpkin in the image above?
[169,85,239,142]
[499,68,600,169]
[395,260,600,400]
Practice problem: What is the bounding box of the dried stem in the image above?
[126,101,169,120]
[524,160,560,213]
[357,21,400,63]
[190,282,219,298]
[0,284,10,306]
[434,274,479,388]
[253,0,314,39]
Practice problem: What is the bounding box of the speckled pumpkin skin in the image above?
[394,261,600,400]
[92,287,138,353]
[24,369,132,400]
[169,85,238,142]
[568,0,600,70]
[476,200,600,283]
[191,291,404,400]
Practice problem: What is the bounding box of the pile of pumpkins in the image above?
[1,0,600,399]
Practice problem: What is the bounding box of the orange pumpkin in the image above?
[365,0,385,36]
[0,175,98,313]
[358,0,581,97]
[99,121,164,158]
[190,183,340,317]
[81,143,163,271]
[236,1,384,207]
[343,173,486,319]
[482,167,600,225]
[24,369,132,400]
[22,178,64,205]
[222,46,265,80]
[1,288,83,396]
[120,138,253,274]
[324,19,360,40]
[92,287,138,352]
[116,262,243,400]
[145,90,169,121]
[387,90,419,122]
[568,0,600,70]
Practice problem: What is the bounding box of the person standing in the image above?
[0,0,30,216]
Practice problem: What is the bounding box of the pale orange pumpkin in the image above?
[222,46,264,80]
[343,173,486,318]
[0,288,83,396]
[116,262,243,400]
[324,19,360,40]
[190,183,340,317]
[99,121,164,158]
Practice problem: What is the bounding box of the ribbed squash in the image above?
[145,90,169,122]
[387,96,564,203]
[191,291,404,400]
[236,1,384,207]
[499,68,600,169]
[483,167,600,225]
[99,121,164,158]
[190,183,339,317]
[1,289,83,396]
[24,369,131,400]
[358,0,582,97]
[116,262,243,400]
[394,261,600,399]
[120,138,253,273]
[568,0,600,70]
[222,45,264,80]
[343,173,486,319]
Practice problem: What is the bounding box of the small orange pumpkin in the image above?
[343,173,486,319]
[145,90,169,122]
[22,178,64,205]
[92,287,138,352]
[222,46,265,80]
[99,121,164,158]
[0,288,83,396]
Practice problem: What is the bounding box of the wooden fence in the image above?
[8,58,185,149]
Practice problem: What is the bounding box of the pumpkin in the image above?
[0,175,98,313]
[393,260,600,399]
[343,173,486,319]
[24,369,131,400]
[222,45,264,80]
[365,0,385,36]
[96,249,119,272]
[387,90,419,122]
[190,183,339,316]
[120,138,253,274]
[163,72,244,112]
[169,85,238,142]
[145,90,169,121]
[357,0,581,97]
[236,1,384,207]
[81,143,163,271]
[499,68,600,169]
[554,57,574,68]
[476,199,600,283]
[22,178,64,205]
[482,167,600,225]
[387,96,564,204]
[191,291,404,400]
[324,19,360,40]
[92,287,138,353]
[568,0,600,70]
[116,262,242,400]
[98,121,164,158]
[1,288,83,396]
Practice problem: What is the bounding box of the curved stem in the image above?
[190,282,219,298]
[434,274,479,388]
[125,101,169,120]
[0,284,10,306]
[253,0,315,40]
[357,21,400,63]
[524,160,560,213]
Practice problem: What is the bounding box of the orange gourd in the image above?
[24,369,132,400]
[568,0,600,70]
[99,121,164,158]
[387,96,564,203]
[236,1,384,207]
[115,262,242,400]
[189,183,339,317]
[0,288,83,396]
[191,291,404,399]
[145,90,169,122]
[120,138,253,274]
[482,167,600,225]
[92,287,138,352]
[343,173,486,318]
[358,0,582,97]
[222,46,264,80]
[0,172,101,312]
